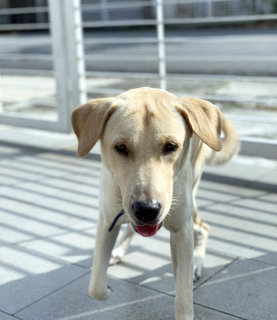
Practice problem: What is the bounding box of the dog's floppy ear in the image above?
[177,97,222,151]
[71,98,116,157]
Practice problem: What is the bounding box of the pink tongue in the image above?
[136,224,159,237]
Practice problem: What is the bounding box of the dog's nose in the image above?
[131,200,161,223]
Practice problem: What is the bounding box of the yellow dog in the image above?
[72,87,239,320]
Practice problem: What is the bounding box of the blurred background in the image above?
[0,3,276,319]
[0,0,276,158]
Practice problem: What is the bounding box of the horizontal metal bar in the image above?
[85,54,157,62]
[84,37,158,45]
[87,88,123,96]
[166,73,277,83]
[0,6,48,16]
[173,92,277,107]
[240,137,277,160]
[85,54,277,63]
[0,23,49,31]
[3,69,276,83]
[0,83,55,91]
[86,70,159,79]
[81,14,277,29]
[82,19,156,28]
[223,115,277,124]
[165,0,250,6]
[166,55,277,62]
[1,53,276,63]
[0,112,61,131]
[1,15,275,31]
[84,35,276,45]
[165,36,277,44]
[167,0,227,3]
[165,14,277,25]
[81,0,241,12]
[3,98,56,108]
[0,53,52,61]
[81,0,154,11]
[0,68,53,76]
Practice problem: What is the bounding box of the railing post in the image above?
[0,72,3,112]
[48,0,87,133]
[156,0,167,90]
[207,0,212,17]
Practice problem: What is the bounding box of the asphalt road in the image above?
[0,28,277,76]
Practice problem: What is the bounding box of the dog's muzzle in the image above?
[132,222,162,237]
[131,200,162,237]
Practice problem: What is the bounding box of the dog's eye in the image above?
[114,144,129,157]
[163,142,178,155]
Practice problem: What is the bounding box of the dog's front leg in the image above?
[88,214,120,300]
[170,220,194,320]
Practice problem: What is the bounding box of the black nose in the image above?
[131,200,161,223]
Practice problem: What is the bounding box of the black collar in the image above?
[108,209,125,232]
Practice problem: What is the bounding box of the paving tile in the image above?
[16,273,242,320]
[0,191,96,243]
[0,146,275,320]
[0,311,19,320]
[233,195,276,215]
[108,227,172,280]
[37,152,102,174]
[194,304,241,319]
[0,144,23,155]
[199,179,267,200]
[254,167,277,186]
[0,164,99,243]
[0,149,101,188]
[16,274,175,320]
[258,193,277,202]
[21,228,96,268]
[194,258,277,320]
[0,156,65,184]
[20,173,100,202]
[197,185,240,204]
[0,242,87,314]
[0,163,45,187]
[108,227,235,293]
[204,156,273,184]
[200,199,277,265]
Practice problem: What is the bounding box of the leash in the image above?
[108,209,125,232]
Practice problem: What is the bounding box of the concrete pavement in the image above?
[0,141,276,319]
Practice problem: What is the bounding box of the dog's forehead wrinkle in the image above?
[106,91,186,152]
[109,110,185,150]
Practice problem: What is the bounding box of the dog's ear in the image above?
[177,97,222,151]
[71,98,116,157]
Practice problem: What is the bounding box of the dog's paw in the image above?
[109,247,124,266]
[193,257,203,282]
[88,285,112,300]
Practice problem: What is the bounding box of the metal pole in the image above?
[0,72,3,112]
[156,0,167,90]
[69,0,87,105]
[48,0,86,133]
[207,0,212,17]
[100,0,109,21]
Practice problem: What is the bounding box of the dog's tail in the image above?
[206,116,240,166]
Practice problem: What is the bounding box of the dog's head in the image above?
[72,87,222,236]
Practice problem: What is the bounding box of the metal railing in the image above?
[0,0,86,133]
[0,0,276,158]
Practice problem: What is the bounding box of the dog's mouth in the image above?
[132,222,162,237]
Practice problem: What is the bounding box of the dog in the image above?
[71,87,239,320]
